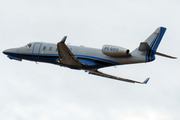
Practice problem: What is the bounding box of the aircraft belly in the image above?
[78,59,96,66]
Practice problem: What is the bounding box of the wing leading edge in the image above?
[57,36,84,68]
[88,70,150,84]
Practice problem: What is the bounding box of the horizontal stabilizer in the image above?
[155,52,177,59]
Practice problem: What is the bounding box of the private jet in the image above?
[3,27,176,84]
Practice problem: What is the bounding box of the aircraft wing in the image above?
[88,70,149,84]
[57,36,84,67]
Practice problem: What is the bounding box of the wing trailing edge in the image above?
[88,70,149,84]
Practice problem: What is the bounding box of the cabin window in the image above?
[49,47,52,51]
[43,46,46,50]
[56,48,58,52]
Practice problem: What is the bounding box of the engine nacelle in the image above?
[102,45,130,57]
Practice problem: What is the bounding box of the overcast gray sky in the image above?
[0,0,180,120]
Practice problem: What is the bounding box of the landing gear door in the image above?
[32,43,42,58]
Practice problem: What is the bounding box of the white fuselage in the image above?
[3,42,147,70]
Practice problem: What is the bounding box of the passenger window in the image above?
[49,47,52,51]
[56,48,58,52]
[43,46,46,50]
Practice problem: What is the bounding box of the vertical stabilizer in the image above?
[145,27,166,61]
[132,27,167,62]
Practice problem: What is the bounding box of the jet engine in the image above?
[102,45,130,57]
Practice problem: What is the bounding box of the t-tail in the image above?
[133,27,177,62]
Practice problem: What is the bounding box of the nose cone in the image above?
[3,49,9,55]
[3,48,17,55]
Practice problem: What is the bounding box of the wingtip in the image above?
[60,36,67,43]
[143,78,150,84]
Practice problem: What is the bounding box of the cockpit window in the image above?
[27,44,32,48]
[24,43,32,48]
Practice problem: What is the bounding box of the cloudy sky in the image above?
[0,0,180,120]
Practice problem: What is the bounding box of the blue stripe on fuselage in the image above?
[75,55,120,65]
[7,53,119,67]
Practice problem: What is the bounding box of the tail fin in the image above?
[139,27,166,61]
[131,27,176,63]
[145,27,166,50]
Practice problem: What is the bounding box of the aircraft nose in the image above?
[3,49,9,55]
[3,48,16,55]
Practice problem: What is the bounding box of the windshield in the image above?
[23,43,32,48]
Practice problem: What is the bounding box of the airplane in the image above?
[3,27,177,84]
